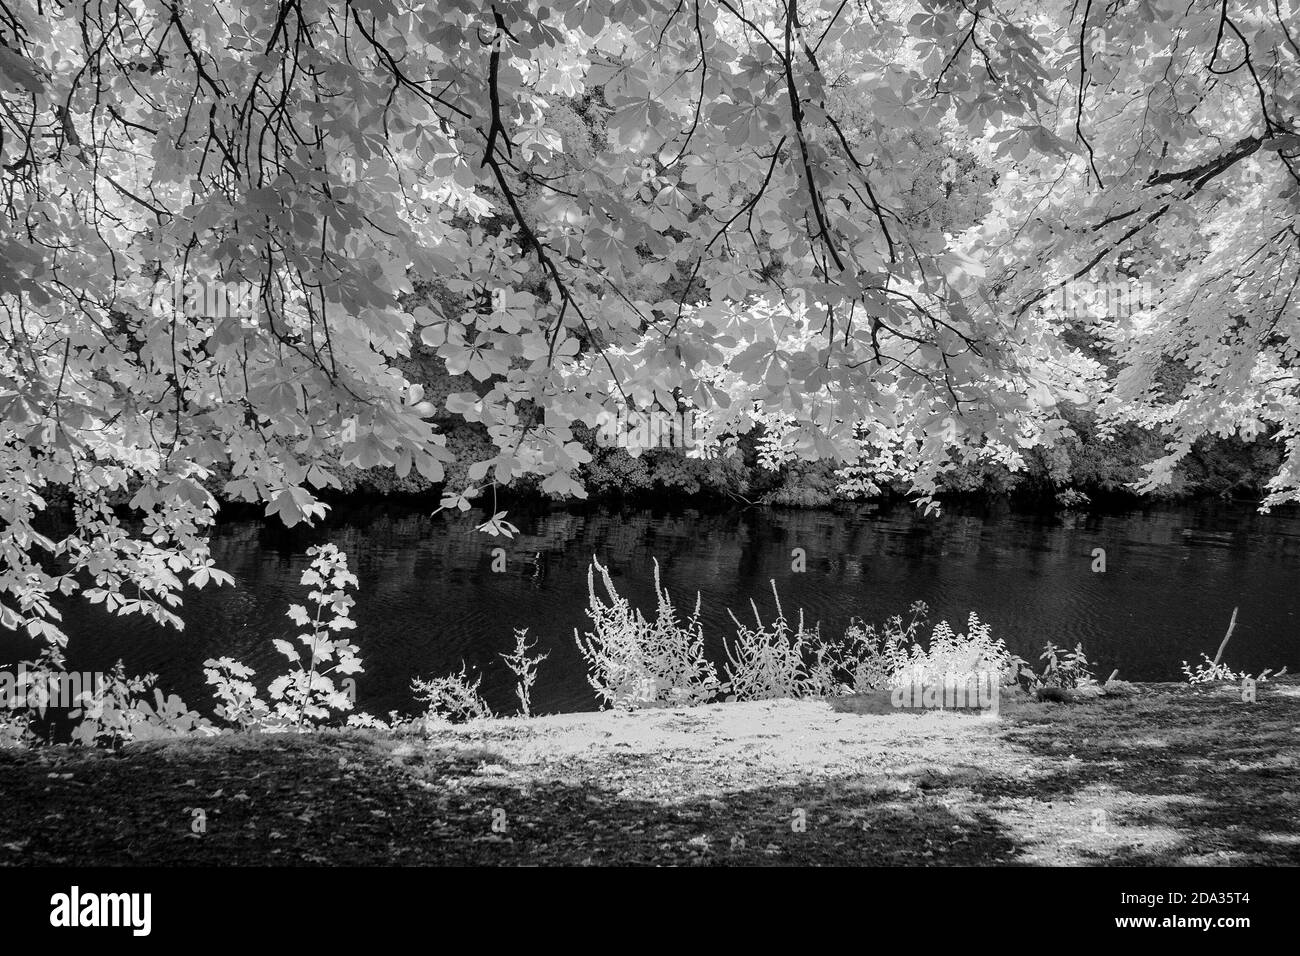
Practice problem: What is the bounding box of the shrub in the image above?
[267,543,364,726]
[885,612,1021,691]
[203,657,271,729]
[0,649,213,748]
[759,460,838,507]
[647,447,748,498]
[69,662,215,746]
[0,648,65,747]
[1180,654,1241,684]
[346,711,398,729]
[1054,488,1091,509]
[1180,655,1287,685]
[0,711,33,749]
[1036,641,1096,689]
[809,602,930,694]
[723,583,818,700]
[204,543,363,730]
[412,663,493,722]
[574,557,720,708]
[579,444,654,497]
[722,595,1018,703]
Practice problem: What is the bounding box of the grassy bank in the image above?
[2,678,1297,866]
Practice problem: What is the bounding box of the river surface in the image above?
[8,500,1300,717]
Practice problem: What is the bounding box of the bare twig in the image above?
[1210,606,1239,671]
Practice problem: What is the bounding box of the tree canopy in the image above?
[1,0,1297,643]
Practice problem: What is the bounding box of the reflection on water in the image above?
[6,499,1300,717]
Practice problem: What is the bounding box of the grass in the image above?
[1,678,1297,866]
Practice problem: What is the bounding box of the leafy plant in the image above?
[574,558,720,709]
[0,711,34,749]
[889,613,1021,692]
[203,657,271,730]
[0,648,66,747]
[1180,656,1287,686]
[1180,654,1243,685]
[810,602,931,695]
[1036,642,1097,690]
[345,711,398,730]
[268,544,363,726]
[723,583,818,701]
[69,662,214,748]
[412,664,493,723]
[204,543,362,730]
[0,649,210,748]
[499,627,548,717]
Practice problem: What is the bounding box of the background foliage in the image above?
[1,0,1297,647]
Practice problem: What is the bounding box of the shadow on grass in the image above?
[977,684,1300,865]
[0,733,1021,866]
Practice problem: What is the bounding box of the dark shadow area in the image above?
[0,732,1022,866]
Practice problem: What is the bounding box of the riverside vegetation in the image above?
[6,540,1295,867]
[0,544,1284,750]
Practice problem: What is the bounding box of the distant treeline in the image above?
[325,409,1280,510]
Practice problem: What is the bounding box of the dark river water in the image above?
[8,499,1300,718]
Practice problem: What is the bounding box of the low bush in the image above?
[411,663,493,723]
[574,560,1028,708]
[722,584,818,701]
[204,543,363,731]
[574,556,720,708]
[1034,641,1096,690]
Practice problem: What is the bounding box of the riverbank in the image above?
[2,677,1297,866]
